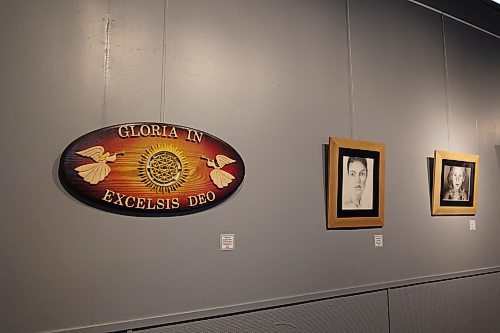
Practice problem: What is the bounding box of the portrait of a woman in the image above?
[328,136,385,227]
[443,166,469,201]
[342,156,373,209]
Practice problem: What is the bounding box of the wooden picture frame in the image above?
[328,137,386,229]
[432,150,479,216]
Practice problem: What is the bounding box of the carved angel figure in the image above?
[74,146,124,185]
[201,154,236,189]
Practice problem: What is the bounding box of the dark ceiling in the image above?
[415,0,500,36]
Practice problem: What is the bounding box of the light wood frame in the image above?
[328,137,386,229]
[432,150,479,216]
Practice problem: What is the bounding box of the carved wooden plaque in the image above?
[59,123,245,216]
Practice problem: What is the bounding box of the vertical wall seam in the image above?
[160,0,168,123]
[386,288,391,333]
[91,214,100,326]
[475,118,479,153]
[95,1,112,324]
[102,6,112,126]
[441,14,452,152]
[473,83,479,153]
[346,0,356,140]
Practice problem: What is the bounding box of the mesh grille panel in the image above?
[390,272,500,333]
[136,291,389,333]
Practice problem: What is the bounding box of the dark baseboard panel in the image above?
[53,266,500,333]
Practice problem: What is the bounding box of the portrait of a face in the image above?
[442,165,471,201]
[431,150,478,216]
[342,156,374,210]
[328,137,385,228]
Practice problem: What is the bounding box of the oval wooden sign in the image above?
[59,123,245,216]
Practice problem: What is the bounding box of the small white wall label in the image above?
[374,235,383,248]
[220,234,235,250]
[469,220,476,231]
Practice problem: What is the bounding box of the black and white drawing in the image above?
[328,137,385,228]
[431,150,479,216]
[441,165,471,201]
[342,156,374,210]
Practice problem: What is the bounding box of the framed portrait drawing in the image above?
[328,137,386,228]
[432,150,479,215]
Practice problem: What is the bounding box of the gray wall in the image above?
[0,0,499,332]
